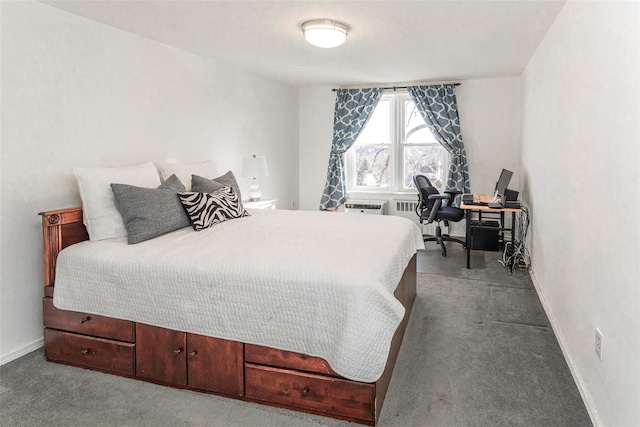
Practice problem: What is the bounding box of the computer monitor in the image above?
[488,168,514,208]
[494,168,513,198]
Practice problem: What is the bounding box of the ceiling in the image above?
[42,1,567,88]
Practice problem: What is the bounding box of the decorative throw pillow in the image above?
[191,171,243,204]
[74,162,161,241]
[111,174,191,244]
[178,186,249,231]
[156,160,215,190]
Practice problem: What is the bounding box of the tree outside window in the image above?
[346,92,447,192]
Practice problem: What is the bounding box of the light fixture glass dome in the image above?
[301,19,349,48]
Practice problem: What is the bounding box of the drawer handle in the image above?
[301,387,310,397]
[79,316,91,324]
[188,349,198,357]
[79,348,94,355]
[173,347,183,355]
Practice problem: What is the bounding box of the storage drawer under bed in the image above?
[44,329,135,375]
[245,344,340,377]
[43,297,135,342]
[245,363,375,422]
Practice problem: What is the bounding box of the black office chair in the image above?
[413,174,466,257]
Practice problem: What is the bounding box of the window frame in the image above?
[345,91,449,194]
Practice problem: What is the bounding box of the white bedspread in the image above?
[54,209,424,382]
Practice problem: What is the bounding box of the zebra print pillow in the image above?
[178,186,249,231]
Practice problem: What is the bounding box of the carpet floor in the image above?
[0,245,592,426]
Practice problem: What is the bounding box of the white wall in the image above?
[521,2,639,426]
[299,86,336,211]
[298,78,522,232]
[0,1,299,363]
[456,78,521,194]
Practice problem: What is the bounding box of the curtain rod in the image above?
[331,82,461,92]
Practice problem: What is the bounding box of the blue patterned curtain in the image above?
[407,84,470,196]
[319,88,382,210]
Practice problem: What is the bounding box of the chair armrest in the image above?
[443,190,462,206]
[427,194,449,200]
[427,199,443,223]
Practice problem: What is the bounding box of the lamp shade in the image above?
[242,155,268,178]
[301,19,349,48]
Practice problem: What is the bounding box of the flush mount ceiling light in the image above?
[301,19,349,48]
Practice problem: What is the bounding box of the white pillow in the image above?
[74,162,161,241]
[156,160,216,190]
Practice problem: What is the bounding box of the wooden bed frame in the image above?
[39,207,417,426]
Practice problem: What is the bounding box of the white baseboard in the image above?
[529,269,601,427]
[0,338,44,366]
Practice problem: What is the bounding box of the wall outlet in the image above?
[291,200,296,209]
[595,328,603,360]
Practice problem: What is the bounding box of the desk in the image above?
[460,194,523,270]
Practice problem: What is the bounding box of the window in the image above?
[346,92,448,193]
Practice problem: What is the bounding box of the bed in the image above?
[40,204,422,425]
[40,159,423,424]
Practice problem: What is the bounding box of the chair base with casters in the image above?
[421,219,466,257]
[413,174,466,257]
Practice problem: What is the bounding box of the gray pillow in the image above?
[111,174,191,244]
[191,171,243,203]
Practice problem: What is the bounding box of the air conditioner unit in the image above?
[344,200,385,215]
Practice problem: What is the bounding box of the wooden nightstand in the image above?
[243,199,277,210]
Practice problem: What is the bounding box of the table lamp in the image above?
[242,155,268,202]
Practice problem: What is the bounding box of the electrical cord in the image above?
[500,205,531,275]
